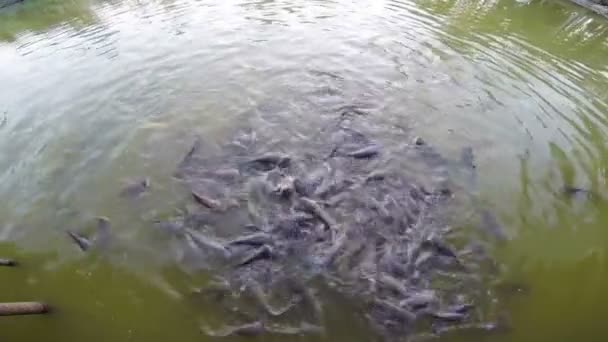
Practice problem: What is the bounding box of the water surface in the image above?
[1,0,608,341]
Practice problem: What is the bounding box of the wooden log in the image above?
[0,302,50,316]
[0,258,17,267]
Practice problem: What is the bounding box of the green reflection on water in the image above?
[0,0,96,42]
[0,244,205,342]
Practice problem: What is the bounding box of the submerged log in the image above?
[0,302,50,316]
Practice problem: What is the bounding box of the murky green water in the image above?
[1,0,608,341]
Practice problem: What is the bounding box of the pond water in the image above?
[1,0,608,341]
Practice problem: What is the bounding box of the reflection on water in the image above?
[0,0,97,42]
[1,0,608,341]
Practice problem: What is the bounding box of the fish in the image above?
[227,232,273,247]
[430,311,467,322]
[237,245,273,267]
[433,322,505,336]
[154,220,184,235]
[294,165,329,196]
[202,321,322,338]
[266,322,324,336]
[191,190,222,210]
[365,170,387,183]
[247,280,296,317]
[297,285,324,322]
[94,217,112,250]
[420,239,458,259]
[378,274,409,297]
[0,0,23,10]
[460,147,476,169]
[446,303,474,314]
[184,229,230,258]
[120,178,150,198]
[181,138,201,165]
[400,290,437,310]
[320,230,348,266]
[243,154,291,172]
[373,299,416,323]
[563,186,591,196]
[212,168,241,180]
[67,217,111,252]
[67,231,92,251]
[274,175,295,198]
[0,258,17,267]
[243,224,264,232]
[191,278,232,302]
[346,145,381,159]
[202,321,265,337]
[298,198,337,231]
[480,209,507,240]
[562,186,599,201]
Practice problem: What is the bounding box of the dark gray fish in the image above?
[0,0,23,9]
[211,168,241,182]
[247,280,296,317]
[365,170,387,183]
[67,231,92,251]
[184,229,230,258]
[274,175,295,198]
[480,210,507,240]
[243,154,291,171]
[414,250,435,268]
[237,245,273,267]
[192,190,222,210]
[202,321,265,337]
[378,274,409,297]
[430,311,467,322]
[227,232,273,247]
[316,177,354,200]
[67,217,111,252]
[294,165,328,196]
[191,277,232,301]
[243,224,264,232]
[346,145,381,159]
[562,186,598,201]
[320,230,348,266]
[294,179,313,197]
[298,198,336,231]
[181,138,201,165]
[120,178,150,198]
[297,285,323,322]
[155,220,184,235]
[433,322,505,336]
[400,290,437,310]
[373,299,416,323]
[446,303,474,314]
[94,217,112,250]
[267,322,324,336]
[460,147,476,169]
[0,258,17,267]
[421,239,458,259]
